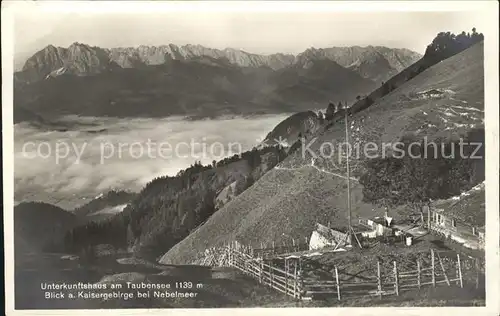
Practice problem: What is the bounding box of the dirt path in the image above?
[275,159,359,182]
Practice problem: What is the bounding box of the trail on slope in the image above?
[275,159,359,182]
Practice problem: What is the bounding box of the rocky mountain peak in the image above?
[295,45,421,82]
[17,43,421,84]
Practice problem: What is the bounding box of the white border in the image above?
[2,1,499,316]
[1,0,497,13]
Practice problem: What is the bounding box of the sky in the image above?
[8,2,490,68]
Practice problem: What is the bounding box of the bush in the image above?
[424,28,484,61]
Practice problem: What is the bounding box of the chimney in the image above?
[384,209,391,227]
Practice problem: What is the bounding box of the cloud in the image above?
[14,115,289,208]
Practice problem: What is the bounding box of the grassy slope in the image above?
[160,42,484,266]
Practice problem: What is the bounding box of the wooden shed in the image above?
[427,182,485,250]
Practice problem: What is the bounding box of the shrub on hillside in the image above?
[424,28,484,61]
[359,130,485,213]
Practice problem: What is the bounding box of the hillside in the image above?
[14,202,78,254]
[61,145,288,258]
[160,41,484,265]
[263,110,322,147]
[266,59,377,106]
[73,190,137,222]
[14,56,375,123]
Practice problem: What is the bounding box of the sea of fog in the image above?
[14,114,290,209]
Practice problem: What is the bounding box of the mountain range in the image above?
[16,42,421,83]
[13,43,420,123]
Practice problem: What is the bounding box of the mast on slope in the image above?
[335,106,363,250]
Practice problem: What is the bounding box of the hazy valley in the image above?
[14,114,291,209]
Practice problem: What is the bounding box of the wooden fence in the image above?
[298,249,464,300]
[229,245,304,298]
[208,241,467,301]
[252,238,309,258]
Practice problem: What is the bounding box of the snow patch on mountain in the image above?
[450,181,484,200]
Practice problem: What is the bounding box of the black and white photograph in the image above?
[2,1,499,313]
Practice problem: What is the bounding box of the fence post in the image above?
[231,243,235,267]
[259,258,263,284]
[417,259,421,289]
[225,245,229,267]
[431,249,436,287]
[457,254,463,288]
[335,266,341,301]
[427,206,431,230]
[285,258,288,295]
[236,245,240,269]
[393,261,399,296]
[270,261,274,287]
[293,260,298,298]
[475,258,480,289]
[245,256,249,275]
[298,267,303,300]
[377,260,382,298]
[437,252,450,286]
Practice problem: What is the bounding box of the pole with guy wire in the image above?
[344,106,362,249]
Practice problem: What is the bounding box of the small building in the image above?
[427,182,485,250]
[309,223,350,250]
[358,213,395,239]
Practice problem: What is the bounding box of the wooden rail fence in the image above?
[252,238,310,258]
[205,241,467,301]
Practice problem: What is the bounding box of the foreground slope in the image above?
[160,42,484,265]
